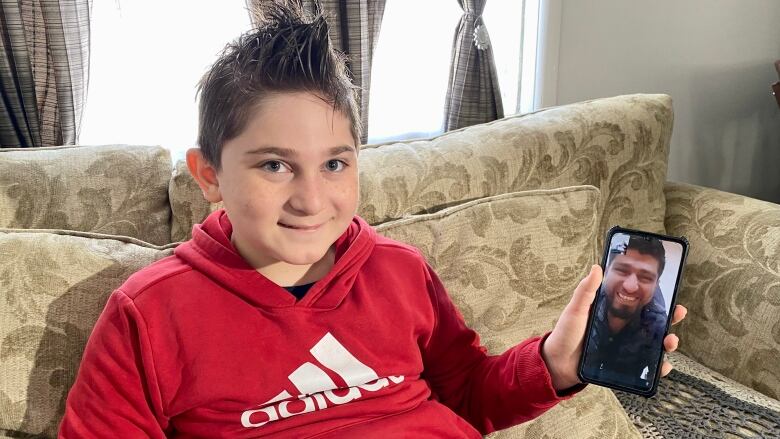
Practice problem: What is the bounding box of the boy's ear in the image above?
[186,148,223,204]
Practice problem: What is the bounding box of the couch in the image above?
[1,94,778,438]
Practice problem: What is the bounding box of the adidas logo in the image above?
[241,332,405,428]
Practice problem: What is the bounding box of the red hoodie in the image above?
[60,210,576,438]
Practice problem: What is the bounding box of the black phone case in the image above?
[577,225,689,397]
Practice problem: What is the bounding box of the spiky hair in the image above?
[196,1,360,171]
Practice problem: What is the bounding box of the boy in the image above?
[60,2,685,437]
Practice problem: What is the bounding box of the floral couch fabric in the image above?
[0,230,175,437]
[0,145,172,245]
[665,181,780,400]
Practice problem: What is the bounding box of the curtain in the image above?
[443,0,503,131]
[247,0,386,145]
[0,0,91,148]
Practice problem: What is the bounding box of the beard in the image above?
[606,292,640,319]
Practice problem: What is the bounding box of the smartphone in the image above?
[578,226,689,397]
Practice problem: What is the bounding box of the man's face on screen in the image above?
[604,249,660,320]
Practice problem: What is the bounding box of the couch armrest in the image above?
[664,181,780,400]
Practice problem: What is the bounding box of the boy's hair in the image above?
[196,1,361,171]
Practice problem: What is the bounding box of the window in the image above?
[366,1,462,143]
[367,0,539,144]
[79,1,252,164]
[80,2,542,158]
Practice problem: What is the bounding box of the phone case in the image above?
[577,225,689,397]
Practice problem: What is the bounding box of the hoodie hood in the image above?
[639,285,668,334]
[175,209,376,310]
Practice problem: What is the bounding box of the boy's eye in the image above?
[326,159,347,172]
[259,160,290,173]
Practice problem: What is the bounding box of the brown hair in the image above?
[196,1,361,171]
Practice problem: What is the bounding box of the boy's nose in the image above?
[622,273,639,293]
[288,173,324,215]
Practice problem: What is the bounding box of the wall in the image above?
[552,0,780,203]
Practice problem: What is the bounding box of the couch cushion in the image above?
[375,185,639,438]
[0,145,173,245]
[0,229,176,438]
[486,386,639,439]
[168,94,672,244]
[374,185,601,350]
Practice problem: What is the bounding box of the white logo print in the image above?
[241,332,405,428]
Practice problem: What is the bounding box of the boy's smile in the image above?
[187,91,359,287]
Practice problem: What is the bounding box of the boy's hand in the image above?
[540,265,688,391]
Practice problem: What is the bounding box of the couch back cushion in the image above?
[0,229,175,437]
[375,185,639,438]
[374,185,600,358]
[0,145,172,245]
[169,94,672,244]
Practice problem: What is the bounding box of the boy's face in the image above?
[188,92,359,278]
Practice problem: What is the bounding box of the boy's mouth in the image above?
[278,222,321,231]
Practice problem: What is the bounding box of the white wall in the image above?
[553,0,780,203]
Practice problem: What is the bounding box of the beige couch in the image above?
[1,94,778,438]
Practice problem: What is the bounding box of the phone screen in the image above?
[579,228,687,396]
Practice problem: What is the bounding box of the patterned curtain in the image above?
[247,0,386,144]
[443,0,503,131]
[0,0,91,148]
